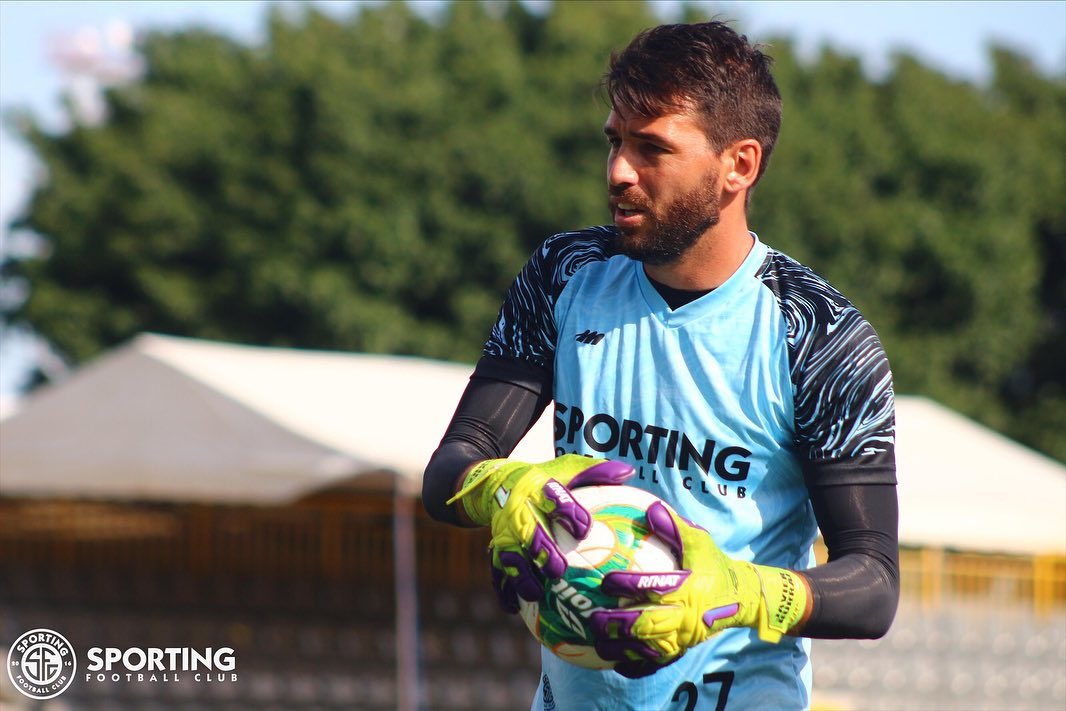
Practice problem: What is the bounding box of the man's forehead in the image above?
[603,105,703,137]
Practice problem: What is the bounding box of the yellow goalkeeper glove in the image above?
[447,454,634,604]
[590,500,809,678]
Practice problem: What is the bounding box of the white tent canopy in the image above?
[1,333,1063,555]
[0,333,554,502]
[893,396,1065,556]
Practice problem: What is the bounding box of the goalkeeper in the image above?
[423,20,899,711]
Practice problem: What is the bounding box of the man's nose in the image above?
[608,150,638,188]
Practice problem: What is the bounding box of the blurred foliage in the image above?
[751,40,1065,461]
[2,1,1063,460]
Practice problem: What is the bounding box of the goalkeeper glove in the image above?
[447,454,635,606]
[590,500,809,678]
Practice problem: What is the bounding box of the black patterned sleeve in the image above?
[484,227,618,372]
[759,251,896,486]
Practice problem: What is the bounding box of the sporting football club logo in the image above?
[7,628,77,699]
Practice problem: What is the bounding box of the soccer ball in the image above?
[517,484,681,669]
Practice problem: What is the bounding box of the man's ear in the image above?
[721,139,762,195]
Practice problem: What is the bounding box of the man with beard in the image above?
[423,21,899,711]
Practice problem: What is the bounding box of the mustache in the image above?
[608,187,651,208]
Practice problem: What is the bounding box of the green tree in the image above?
[2,0,655,364]
[749,40,1063,460]
[985,47,1066,459]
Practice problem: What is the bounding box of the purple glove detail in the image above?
[528,523,567,579]
[588,608,660,662]
[489,460,637,615]
[591,607,675,679]
[600,570,690,599]
[491,559,520,614]
[497,550,546,603]
[703,603,740,627]
[542,479,591,539]
[567,460,637,489]
[542,461,636,539]
[645,501,684,562]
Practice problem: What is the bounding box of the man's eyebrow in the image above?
[603,124,672,144]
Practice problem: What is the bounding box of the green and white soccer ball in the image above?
[517,484,681,670]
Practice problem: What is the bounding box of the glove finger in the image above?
[645,500,685,562]
[543,460,636,539]
[613,654,681,679]
[588,609,661,661]
[527,520,568,579]
[600,570,690,601]
[594,638,661,665]
[542,479,592,539]
[568,460,636,489]
[497,550,546,603]
[490,557,521,614]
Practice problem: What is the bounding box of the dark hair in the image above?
[604,22,782,186]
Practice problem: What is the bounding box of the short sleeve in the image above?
[759,251,896,486]
[484,227,618,372]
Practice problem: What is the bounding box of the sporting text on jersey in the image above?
[553,403,752,482]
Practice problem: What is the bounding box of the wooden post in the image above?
[394,478,419,711]
[1032,554,1065,616]
[921,547,945,610]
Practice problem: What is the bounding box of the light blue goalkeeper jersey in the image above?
[485,227,895,711]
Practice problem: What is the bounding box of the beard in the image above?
[611,174,721,266]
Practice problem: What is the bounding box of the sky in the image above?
[0,0,1064,398]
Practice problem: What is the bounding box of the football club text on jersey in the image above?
[553,403,753,498]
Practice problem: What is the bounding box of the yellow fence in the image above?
[898,546,1066,615]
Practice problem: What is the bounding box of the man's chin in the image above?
[615,235,680,266]
[614,229,648,257]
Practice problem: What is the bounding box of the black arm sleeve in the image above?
[421,355,553,525]
[800,482,901,639]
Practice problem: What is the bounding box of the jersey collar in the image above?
[633,232,769,328]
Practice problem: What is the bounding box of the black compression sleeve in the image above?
[800,483,900,638]
[421,356,553,525]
